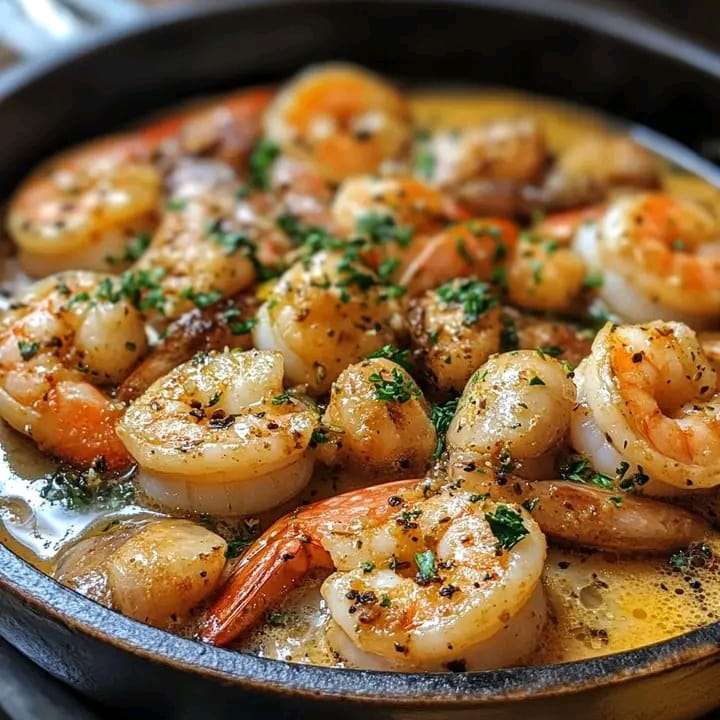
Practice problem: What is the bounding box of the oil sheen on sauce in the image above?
[2,88,720,669]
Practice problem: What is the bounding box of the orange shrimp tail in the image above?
[34,381,132,471]
[201,478,419,646]
[201,531,332,646]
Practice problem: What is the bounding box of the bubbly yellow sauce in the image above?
[2,87,720,669]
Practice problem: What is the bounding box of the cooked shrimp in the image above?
[573,193,720,325]
[151,87,274,170]
[8,135,162,277]
[527,135,660,211]
[117,349,318,515]
[699,331,720,378]
[105,519,227,629]
[202,477,547,672]
[447,350,576,479]
[317,358,436,476]
[571,321,720,494]
[507,229,587,312]
[417,118,547,216]
[252,250,397,395]
[0,271,147,468]
[399,218,518,296]
[407,278,502,392]
[448,464,710,553]
[264,63,411,182]
[117,293,258,402]
[503,307,593,368]
[132,159,257,324]
[332,175,456,238]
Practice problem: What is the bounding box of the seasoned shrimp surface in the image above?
[265,63,411,182]
[448,465,710,553]
[400,218,517,296]
[105,519,227,629]
[8,135,162,276]
[202,477,547,671]
[317,358,436,476]
[418,118,547,216]
[117,349,318,515]
[0,271,147,468]
[574,193,720,325]
[408,278,502,392]
[252,251,397,395]
[448,350,576,478]
[133,159,257,324]
[507,229,587,312]
[572,321,720,494]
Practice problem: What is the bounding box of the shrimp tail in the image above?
[200,478,419,645]
[200,526,332,646]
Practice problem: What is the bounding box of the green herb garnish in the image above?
[485,504,528,550]
[436,279,497,325]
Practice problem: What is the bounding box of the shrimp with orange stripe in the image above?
[0,271,147,469]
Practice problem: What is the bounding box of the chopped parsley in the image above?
[436,279,497,325]
[222,308,257,335]
[536,345,563,358]
[166,197,187,211]
[40,466,135,511]
[105,232,151,265]
[669,543,713,572]
[356,212,412,248]
[248,138,280,190]
[361,561,375,574]
[266,611,292,627]
[413,147,436,180]
[367,344,413,372]
[528,375,546,386]
[559,455,614,491]
[485,504,528,551]
[430,397,459,459]
[369,368,419,403]
[583,272,604,289]
[500,314,519,351]
[181,287,223,309]
[17,340,39,361]
[415,549,438,584]
[310,427,330,447]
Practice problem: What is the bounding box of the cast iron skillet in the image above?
[2,1,720,718]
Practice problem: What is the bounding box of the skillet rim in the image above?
[1,0,720,705]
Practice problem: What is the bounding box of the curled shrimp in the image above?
[201,477,547,672]
[408,278,502,392]
[399,218,518,296]
[448,464,710,553]
[0,272,147,468]
[7,135,162,277]
[417,118,548,216]
[317,357,436,476]
[252,250,397,395]
[264,63,412,182]
[527,135,660,211]
[132,159,257,324]
[149,87,274,170]
[571,321,720,494]
[574,193,720,325]
[117,349,319,516]
[447,350,576,479]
